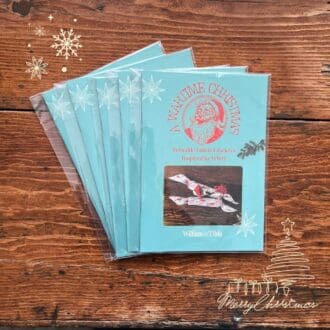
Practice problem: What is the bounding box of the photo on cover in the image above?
[164,166,242,226]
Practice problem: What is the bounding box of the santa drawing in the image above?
[184,96,226,145]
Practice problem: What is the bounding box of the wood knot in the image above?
[32,306,46,316]
[96,2,105,11]
[231,309,243,324]
[12,0,31,16]
[321,64,330,75]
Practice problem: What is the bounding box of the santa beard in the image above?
[190,121,216,145]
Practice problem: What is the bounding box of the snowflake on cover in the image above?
[97,81,119,109]
[168,174,238,213]
[51,28,82,60]
[49,90,72,120]
[236,212,257,237]
[25,56,48,80]
[34,26,46,37]
[69,84,93,112]
[119,75,140,104]
[143,75,165,103]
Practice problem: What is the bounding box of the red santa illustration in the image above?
[184,97,226,145]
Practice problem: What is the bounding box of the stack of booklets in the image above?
[31,41,270,260]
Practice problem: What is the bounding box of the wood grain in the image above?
[0,111,329,328]
[0,0,329,328]
[0,0,329,119]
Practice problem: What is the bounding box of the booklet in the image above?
[139,71,270,252]
[126,66,249,252]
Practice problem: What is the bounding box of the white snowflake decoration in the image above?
[236,212,257,237]
[49,91,72,120]
[119,76,140,104]
[25,56,48,80]
[69,84,93,112]
[97,82,119,109]
[143,75,165,103]
[34,26,46,37]
[51,28,82,60]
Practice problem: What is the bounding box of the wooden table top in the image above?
[0,0,329,328]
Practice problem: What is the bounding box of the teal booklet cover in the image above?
[125,66,248,252]
[140,71,270,252]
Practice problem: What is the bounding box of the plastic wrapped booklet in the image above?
[126,65,249,252]
[139,70,270,253]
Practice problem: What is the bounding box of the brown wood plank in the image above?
[0,111,329,328]
[0,0,329,119]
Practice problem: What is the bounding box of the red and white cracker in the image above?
[169,196,237,213]
[168,174,238,204]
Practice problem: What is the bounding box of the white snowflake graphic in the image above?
[49,91,72,120]
[34,26,46,37]
[51,28,82,60]
[119,76,140,104]
[236,212,257,237]
[69,84,93,112]
[216,72,225,79]
[25,56,48,80]
[97,82,119,109]
[142,75,165,103]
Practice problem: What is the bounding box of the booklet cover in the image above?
[126,66,248,252]
[140,71,270,252]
